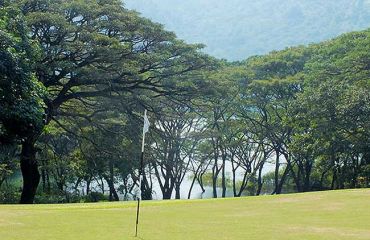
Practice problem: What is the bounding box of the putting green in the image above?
[0,189,369,240]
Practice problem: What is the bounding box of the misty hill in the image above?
[125,0,370,60]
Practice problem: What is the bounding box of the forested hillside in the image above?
[125,0,370,60]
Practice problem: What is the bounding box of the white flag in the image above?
[143,109,150,134]
[141,109,149,153]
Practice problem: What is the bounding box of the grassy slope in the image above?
[0,189,369,240]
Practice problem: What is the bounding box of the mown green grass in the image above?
[0,189,369,240]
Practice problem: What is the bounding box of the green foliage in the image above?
[288,30,370,189]
[237,29,370,192]
[82,192,109,203]
[0,145,18,187]
[0,184,21,204]
[200,172,233,188]
[1,0,370,203]
[1,0,215,203]
[0,6,45,143]
[358,165,370,187]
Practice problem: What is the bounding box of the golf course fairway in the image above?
[0,189,369,240]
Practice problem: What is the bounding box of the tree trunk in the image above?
[57,180,64,192]
[273,151,280,194]
[351,156,359,188]
[331,169,337,190]
[283,153,300,192]
[188,164,202,199]
[141,174,153,200]
[86,178,91,195]
[74,177,82,193]
[232,168,237,197]
[20,138,40,204]
[303,160,312,191]
[0,178,4,189]
[197,175,205,193]
[296,164,303,192]
[236,171,249,197]
[100,177,105,194]
[319,170,326,190]
[221,159,226,198]
[256,163,264,196]
[162,189,172,199]
[107,161,119,201]
[106,178,119,201]
[212,175,218,198]
[276,165,289,194]
[175,183,180,199]
[41,160,47,193]
[188,175,197,199]
[336,162,344,189]
[160,176,173,200]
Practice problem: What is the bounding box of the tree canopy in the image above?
[0,6,44,145]
[0,1,369,204]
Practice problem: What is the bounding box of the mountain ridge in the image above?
[125,0,370,60]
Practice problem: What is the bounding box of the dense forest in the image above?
[126,0,370,60]
[0,0,369,204]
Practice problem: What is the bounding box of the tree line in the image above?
[0,0,369,204]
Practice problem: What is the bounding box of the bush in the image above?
[358,164,370,188]
[0,185,21,204]
[34,190,83,204]
[34,194,66,204]
[82,192,109,203]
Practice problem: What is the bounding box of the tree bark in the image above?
[212,175,218,198]
[232,168,237,197]
[41,159,47,193]
[188,164,202,199]
[273,151,280,194]
[0,178,5,189]
[106,161,119,201]
[162,188,172,199]
[197,175,205,193]
[188,175,197,199]
[86,178,91,195]
[221,159,226,198]
[331,169,337,190]
[256,163,264,196]
[100,177,105,194]
[175,183,180,199]
[276,165,289,194]
[141,174,153,200]
[106,178,119,201]
[303,160,312,191]
[20,138,40,204]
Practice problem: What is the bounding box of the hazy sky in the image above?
[125,0,370,60]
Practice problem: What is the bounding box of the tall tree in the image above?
[291,30,370,189]
[238,46,312,193]
[11,0,211,203]
[0,6,44,145]
[0,6,45,203]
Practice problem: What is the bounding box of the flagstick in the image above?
[135,150,144,237]
[135,197,140,236]
[135,110,148,237]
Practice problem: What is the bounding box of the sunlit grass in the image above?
[1,189,369,240]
